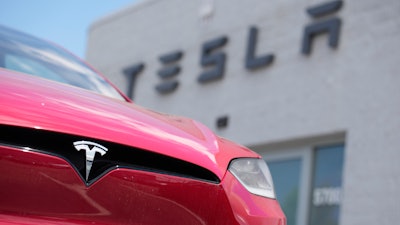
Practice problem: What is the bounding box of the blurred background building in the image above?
[86,0,400,225]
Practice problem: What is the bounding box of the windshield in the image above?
[0,25,125,101]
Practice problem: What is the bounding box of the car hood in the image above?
[0,70,258,180]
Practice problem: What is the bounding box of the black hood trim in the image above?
[0,125,220,185]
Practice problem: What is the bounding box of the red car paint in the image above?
[0,70,257,179]
[0,26,285,224]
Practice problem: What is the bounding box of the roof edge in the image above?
[89,0,159,32]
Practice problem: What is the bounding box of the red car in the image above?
[0,25,285,225]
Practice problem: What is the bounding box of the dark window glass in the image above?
[309,144,344,225]
[268,158,302,225]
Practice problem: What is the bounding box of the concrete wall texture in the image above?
[86,0,400,224]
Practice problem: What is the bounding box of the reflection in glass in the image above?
[0,25,124,100]
[309,145,344,225]
[267,158,301,225]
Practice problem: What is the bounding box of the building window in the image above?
[268,158,302,225]
[309,145,344,225]
[262,142,345,225]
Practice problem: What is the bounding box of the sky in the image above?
[0,0,137,59]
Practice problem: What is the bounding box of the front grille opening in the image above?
[0,125,220,185]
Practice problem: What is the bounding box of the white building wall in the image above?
[86,0,400,224]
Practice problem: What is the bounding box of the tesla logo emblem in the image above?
[73,141,108,181]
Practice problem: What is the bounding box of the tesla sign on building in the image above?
[86,1,400,225]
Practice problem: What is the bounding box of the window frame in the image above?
[252,133,345,225]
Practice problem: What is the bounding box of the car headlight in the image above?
[228,158,276,199]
